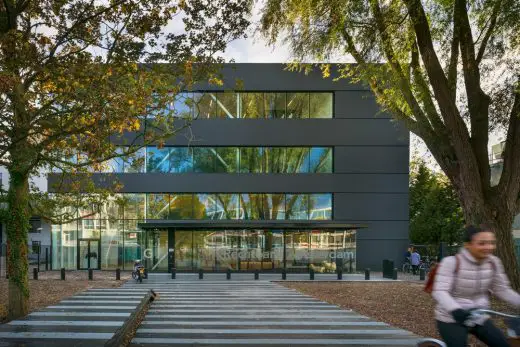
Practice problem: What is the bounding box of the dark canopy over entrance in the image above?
[137,220,365,273]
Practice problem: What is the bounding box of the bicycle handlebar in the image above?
[471,309,519,319]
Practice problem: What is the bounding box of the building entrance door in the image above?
[78,239,100,270]
[142,229,169,272]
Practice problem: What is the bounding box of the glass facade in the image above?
[51,193,336,270]
[103,146,332,174]
[162,92,333,119]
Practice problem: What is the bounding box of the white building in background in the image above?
[489,142,520,240]
[0,167,51,257]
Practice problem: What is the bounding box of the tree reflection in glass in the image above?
[239,93,264,118]
[216,92,237,118]
[215,147,239,173]
[239,147,263,173]
[287,92,309,119]
[264,92,286,118]
[193,93,216,119]
[286,148,310,173]
[286,194,310,220]
[309,147,332,173]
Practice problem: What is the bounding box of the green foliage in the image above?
[0,0,252,318]
[409,160,464,245]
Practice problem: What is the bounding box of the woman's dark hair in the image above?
[463,224,494,242]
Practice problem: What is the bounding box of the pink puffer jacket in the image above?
[432,248,520,324]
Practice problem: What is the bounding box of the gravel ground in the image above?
[282,282,516,345]
[0,270,131,323]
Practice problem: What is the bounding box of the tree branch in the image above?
[456,0,491,189]
[448,2,461,104]
[476,0,502,65]
[498,80,520,207]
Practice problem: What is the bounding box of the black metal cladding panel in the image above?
[116,118,409,147]
[334,91,392,119]
[334,146,409,174]
[192,64,367,91]
[47,173,409,194]
[333,193,409,221]
[346,221,409,239]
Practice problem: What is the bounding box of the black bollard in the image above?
[116,268,121,280]
[37,250,40,272]
[61,268,65,280]
[226,268,231,280]
[392,268,398,280]
[310,268,315,280]
[420,268,425,281]
[349,255,353,274]
[199,268,203,279]
[45,248,49,271]
[33,267,38,280]
[254,270,259,280]
[88,268,93,280]
[337,269,343,280]
[171,268,176,280]
[282,269,286,280]
[365,268,370,280]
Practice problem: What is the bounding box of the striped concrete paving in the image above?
[129,279,420,346]
[0,288,148,347]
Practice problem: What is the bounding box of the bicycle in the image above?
[131,260,146,283]
[416,309,520,347]
[402,259,412,273]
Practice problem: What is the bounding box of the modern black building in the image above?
[48,64,409,273]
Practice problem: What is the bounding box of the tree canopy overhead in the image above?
[259,0,520,288]
[0,0,252,319]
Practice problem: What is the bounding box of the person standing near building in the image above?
[411,249,421,275]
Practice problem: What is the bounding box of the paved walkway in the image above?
[129,275,420,346]
[0,287,149,347]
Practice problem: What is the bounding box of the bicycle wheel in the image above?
[402,263,411,273]
[131,271,137,280]
[416,338,446,347]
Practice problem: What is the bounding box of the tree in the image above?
[259,0,520,288]
[409,160,464,245]
[0,0,252,319]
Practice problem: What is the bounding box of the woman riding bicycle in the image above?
[432,225,520,347]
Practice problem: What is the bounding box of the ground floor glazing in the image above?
[51,227,356,273]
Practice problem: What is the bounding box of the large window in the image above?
[97,146,333,173]
[148,92,333,119]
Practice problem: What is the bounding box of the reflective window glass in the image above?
[264,147,286,173]
[310,93,333,118]
[309,147,332,173]
[193,93,216,119]
[239,93,264,119]
[287,93,309,119]
[265,194,286,220]
[286,148,310,173]
[239,147,263,173]
[264,93,286,118]
[286,230,310,271]
[240,193,263,220]
[123,219,143,270]
[124,147,146,173]
[122,194,145,220]
[146,147,170,173]
[286,194,309,220]
[171,92,193,118]
[100,195,124,220]
[216,92,238,119]
[175,231,193,270]
[309,194,332,220]
[147,194,170,219]
[193,148,215,173]
[105,147,125,173]
[194,231,216,271]
[169,147,193,173]
[215,194,240,219]
[193,194,216,219]
[215,147,239,173]
[101,219,122,269]
[169,194,194,219]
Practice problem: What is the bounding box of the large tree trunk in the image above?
[6,171,30,320]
